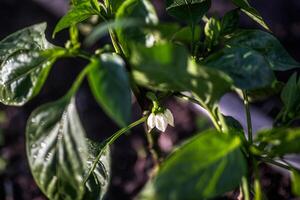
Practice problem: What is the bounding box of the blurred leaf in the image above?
[227,30,300,71]
[246,81,283,102]
[85,18,143,46]
[166,0,211,25]
[221,9,240,35]
[0,157,6,174]
[53,1,100,37]
[0,23,55,106]
[116,0,158,55]
[172,26,201,44]
[26,97,110,200]
[291,169,300,197]
[130,43,232,110]
[205,46,275,89]
[138,130,247,200]
[255,128,300,157]
[88,53,131,127]
[231,0,269,30]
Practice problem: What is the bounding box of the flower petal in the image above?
[164,109,174,127]
[155,113,168,132]
[147,113,156,130]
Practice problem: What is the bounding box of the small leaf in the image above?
[115,0,158,55]
[166,0,211,25]
[53,1,100,37]
[255,128,300,157]
[231,0,269,30]
[105,0,123,13]
[221,9,240,35]
[26,97,110,200]
[0,23,55,106]
[172,25,201,44]
[88,53,131,127]
[291,169,300,197]
[138,130,247,200]
[130,43,232,109]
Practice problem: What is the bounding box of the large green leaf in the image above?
[0,23,55,106]
[88,53,131,127]
[227,30,300,71]
[130,43,232,109]
[26,97,110,200]
[231,0,269,30]
[205,30,300,89]
[138,130,247,200]
[115,0,158,55]
[53,1,100,37]
[166,0,211,25]
[205,46,275,89]
[255,128,300,157]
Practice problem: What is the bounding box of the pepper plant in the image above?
[1,0,300,199]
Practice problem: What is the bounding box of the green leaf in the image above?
[291,169,300,197]
[254,178,263,200]
[231,0,269,30]
[205,46,275,89]
[115,0,158,55]
[130,43,232,109]
[172,25,201,44]
[204,17,222,49]
[279,73,300,123]
[255,128,300,157]
[166,0,211,25]
[221,9,240,35]
[53,1,100,37]
[88,54,131,127]
[227,30,300,71]
[26,97,110,200]
[138,130,247,200]
[0,23,55,106]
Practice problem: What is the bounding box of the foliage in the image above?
[0,0,300,199]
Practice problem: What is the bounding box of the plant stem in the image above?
[83,116,147,185]
[242,90,253,143]
[145,131,159,175]
[241,176,250,200]
[175,93,222,132]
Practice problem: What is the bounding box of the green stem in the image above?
[241,176,250,200]
[83,116,147,185]
[242,90,253,143]
[175,93,222,132]
[146,131,159,173]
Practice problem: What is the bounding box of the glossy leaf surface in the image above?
[88,54,131,127]
[166,0,211,25]
[139,130,247,200]
[26,98,110,200]
[0,23,54,106]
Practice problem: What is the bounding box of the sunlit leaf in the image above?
[0,23,55,106]
[138,130,247,200]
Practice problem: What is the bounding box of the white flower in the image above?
[147,109,174,132]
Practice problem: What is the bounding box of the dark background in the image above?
[0,0,300,199]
